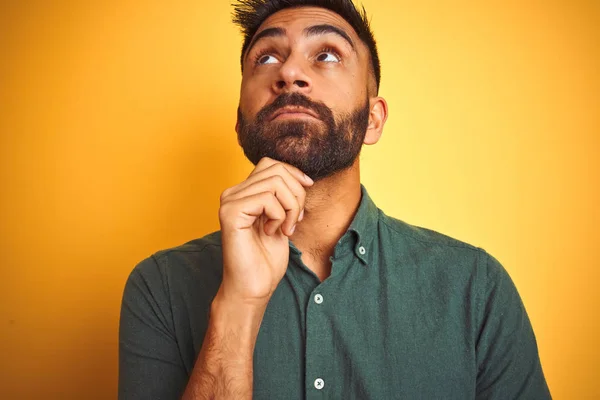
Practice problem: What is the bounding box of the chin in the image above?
[270,119,324,137]
[273,139,312,161]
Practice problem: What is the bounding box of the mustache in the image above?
[255,93,334,123]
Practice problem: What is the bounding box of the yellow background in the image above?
[1,1,598,398]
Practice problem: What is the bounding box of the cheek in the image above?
[324,59,368,95]
[240,85,266,116]
[314,69,360,100]
[240,71,275,110]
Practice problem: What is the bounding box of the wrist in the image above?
[210,289,267,343]
[213,284,271,313]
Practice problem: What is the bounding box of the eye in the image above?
[256,54,279,65]
[316,49,341,63]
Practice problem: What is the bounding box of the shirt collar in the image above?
[340,184,379,265]
[289,184,379,266]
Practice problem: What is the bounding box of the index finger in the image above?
[251,157,314,186]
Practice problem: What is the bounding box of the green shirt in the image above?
[119,185,551,399]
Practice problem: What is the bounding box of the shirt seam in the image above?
[150,253,189,373]
[153,242,222,261]
[474,250,487,377]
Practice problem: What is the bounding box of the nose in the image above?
[272,53,312,94]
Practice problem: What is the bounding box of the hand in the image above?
[217,157,314,308]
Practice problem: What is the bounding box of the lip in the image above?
[270,106,319,121]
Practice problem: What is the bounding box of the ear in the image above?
[364,96,388,145]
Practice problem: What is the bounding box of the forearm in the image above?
[181,292,266,400]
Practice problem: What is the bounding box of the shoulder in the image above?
[126,231,224,297]
[153,230,223,260]
[138,230,222,269]
[375,211,512,287]
[378,211,516,302]
[378,211,484,257]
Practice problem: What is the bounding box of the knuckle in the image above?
[219,188,231,203]
[218,203,230,221]
[271,174,285,186]
[258,156,273,166]
[296,185,306,201]
[275,163,288,175]
[277,207,287,220]
[268,195,285,215]
[261,191,276,202]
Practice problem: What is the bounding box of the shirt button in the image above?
[314,378,325,390]
[358,246,366,255]
[314,294,323,304]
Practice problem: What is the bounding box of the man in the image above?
[119,0,551,399]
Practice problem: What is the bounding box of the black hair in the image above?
[232,0,381,92]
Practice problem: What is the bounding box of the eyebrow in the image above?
[304,24,355,51]
[244,24,356,62]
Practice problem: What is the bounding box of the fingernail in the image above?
[304,174,314,184]
[290,224,296,234]
[299,209,304,221]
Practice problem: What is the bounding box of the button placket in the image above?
[306,281,331,396]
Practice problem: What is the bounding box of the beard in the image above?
[237,92,370,181]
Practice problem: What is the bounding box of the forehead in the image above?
[256,6,358,42]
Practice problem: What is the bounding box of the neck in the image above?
[290,161,362,263]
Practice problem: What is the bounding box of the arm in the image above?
[181,291,266,400]
[118,258,266,400]
[475,252,552,399]
[119,158,312,399]
[180,158,312,398]
[118,257,189,400]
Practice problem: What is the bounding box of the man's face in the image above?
[236,7,374,181]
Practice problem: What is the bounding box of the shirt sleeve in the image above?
[118,255,188,400]
[475,252,552,399]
